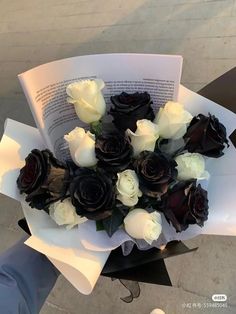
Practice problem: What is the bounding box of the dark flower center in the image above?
[22,156,38,186]
[103,140,121,154]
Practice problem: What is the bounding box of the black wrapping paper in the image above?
[102,241,197,285]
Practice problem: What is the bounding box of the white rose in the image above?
[124,208,162,245]
[126,119,159,156]
[66,79,106,123]
[154,101,193,139]
[175,153,209,180]
[116,170,142,207]
[64,127,97,167]
[49,199,87,230]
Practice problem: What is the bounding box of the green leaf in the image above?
[90,120,102,137]
[102,205,127,237]
[96,220,105,231]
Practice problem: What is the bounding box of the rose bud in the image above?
[160,181,209,232]
[64,127,97,167]
[109,92,155,132]
[70,168,115,220]
[17,149,69,210]
[175,153,209,181]
[116,169,142,207]
[154,101,193,139]
[134,151,177,198]
[126,119,159,156]
[49,198,87,230]
[124,208,162,245]
[183,113,229,157]
[95,132,133,172]
[66,79,106,124]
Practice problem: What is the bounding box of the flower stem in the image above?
[90,120,102,137]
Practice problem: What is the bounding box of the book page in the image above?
[18,54,183,161]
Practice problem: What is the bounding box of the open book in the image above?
[18,54,183,161]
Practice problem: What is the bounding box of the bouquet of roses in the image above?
[17,78,229,247]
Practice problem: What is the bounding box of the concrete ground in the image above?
[0,0,236,313]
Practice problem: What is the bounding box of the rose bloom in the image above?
[154,101,193,139]
[64,127,97,167]
[109,91,155,132]
[124,208,162,244]
[175,153,209,181]
[160,181,209,232]
[184,113,229,158]
[95,132,133,172]
[66,79,106,124]
[49,198,87,230]
[70,168,115,220]
[17,149,69,210]
[126,119,159,156]
[116,169,142,206]
[134,151,177,198]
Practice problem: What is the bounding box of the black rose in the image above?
[184,113,229,157]
[17,149,69,210]
[109,92,155,132]
[134,151,177,198]
[70,168,115,220]
[160,181,209,232]
[95,132,133,172]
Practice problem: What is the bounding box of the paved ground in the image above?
[0,0,236,313]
